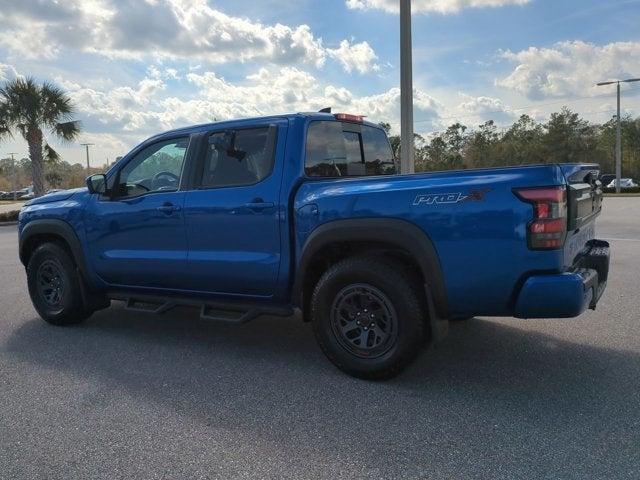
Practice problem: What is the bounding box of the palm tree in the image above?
[0,77,81,197]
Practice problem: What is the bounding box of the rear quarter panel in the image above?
[295,165,566,317]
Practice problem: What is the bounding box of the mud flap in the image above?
[425,284,449,343]
[77,268,110,312]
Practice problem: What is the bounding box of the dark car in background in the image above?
[600,174,616,186]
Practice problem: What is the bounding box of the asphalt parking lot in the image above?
[1,198,639,479]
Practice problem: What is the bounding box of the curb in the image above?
[0,221,18,227]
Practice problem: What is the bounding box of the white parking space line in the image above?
[601,238,640,242]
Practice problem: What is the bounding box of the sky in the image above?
[1,0,640,166]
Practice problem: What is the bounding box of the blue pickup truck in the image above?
[18,111,610,379]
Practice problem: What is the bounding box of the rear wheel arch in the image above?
[294,218,449,320]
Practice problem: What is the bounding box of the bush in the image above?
[0,210,19,222]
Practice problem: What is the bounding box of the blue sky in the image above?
[1,0,639,165]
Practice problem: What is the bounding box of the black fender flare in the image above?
[19,219,90,281]
[292,218,449,318]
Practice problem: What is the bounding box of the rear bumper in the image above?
[514,240,610,319]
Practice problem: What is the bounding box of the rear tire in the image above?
[27,242,93,326]
[310,256,427,380]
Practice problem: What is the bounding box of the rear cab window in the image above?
[305,121,397,177]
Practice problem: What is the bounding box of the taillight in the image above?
[515,186,567,250]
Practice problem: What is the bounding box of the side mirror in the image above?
[86,174,107,194]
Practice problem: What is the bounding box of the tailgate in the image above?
[560,164,604,266]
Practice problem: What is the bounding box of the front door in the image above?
[182,122,286,297]
[85,136,191,290]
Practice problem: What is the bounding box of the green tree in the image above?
[542,107,594,164]
[465,121,499,168]
[420,135,448,171]
[442,123,467,169]
[500,115,545,166]
[0,77,81,196]
[45,170,63,189]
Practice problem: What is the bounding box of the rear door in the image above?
[561,164,604,266]
[182,120,287,297]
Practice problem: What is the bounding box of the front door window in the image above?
[115,138,189,198]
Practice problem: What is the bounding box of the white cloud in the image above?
[147,65,181,81]
[46,63,443,146]
[327,40,379,74]
[456,94,516,123]
[345,0,530,14]
[352,87,442,130]
[61,75,170,135]
[0,26,60,59]
[0,0,378,74]
[324,86,354,104]
[0,63,20,82]
[498,41,640,100]
[2,58,444,161]
[184,68,442,130]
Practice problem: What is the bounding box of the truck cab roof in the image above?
[148,112,383,143]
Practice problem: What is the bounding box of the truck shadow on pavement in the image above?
[5,305,639,476]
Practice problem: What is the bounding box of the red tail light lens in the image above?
[515,186,567,250]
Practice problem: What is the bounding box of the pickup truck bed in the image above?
[295,162,606,320]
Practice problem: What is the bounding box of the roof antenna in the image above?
[319,107,332,113]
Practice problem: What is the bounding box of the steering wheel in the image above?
[152,171,180,190]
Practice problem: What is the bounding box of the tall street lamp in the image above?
[596,77,640,193]
[400,0,414,174]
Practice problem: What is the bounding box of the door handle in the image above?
[156,202,181,214]
[244,200,275,212]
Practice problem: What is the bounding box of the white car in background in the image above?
[606,178,638,189]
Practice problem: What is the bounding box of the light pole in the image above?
[596,77,640,193]
[6,152,19,201]
[81,143,95,173]
[400,0,414,174]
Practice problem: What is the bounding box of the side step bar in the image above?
[125,298,177,315]
[115,294,293,324]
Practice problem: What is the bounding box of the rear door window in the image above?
[305,121,397,177]
[199,126,277,189]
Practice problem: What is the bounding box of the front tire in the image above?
[27,242,93,326]
[311,256,427,380]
